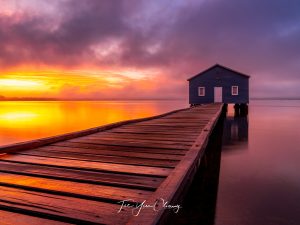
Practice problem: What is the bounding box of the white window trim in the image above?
[198,87,205,96]
[232,86,239,95]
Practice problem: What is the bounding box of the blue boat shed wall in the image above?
[188,64,250,105]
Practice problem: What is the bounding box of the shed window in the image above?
[232,86,239,95]
[198,87,205,96]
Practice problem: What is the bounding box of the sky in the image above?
[0,0,300,99]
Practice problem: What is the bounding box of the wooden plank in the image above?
[140,119,207,122]
[106,129,199,136]
[52,142,187,155]
[131,121,205,127]
[90,127,199,132]
[0,172,151,203]
[113,125,202,130]
[0,155,171,177]
[112,127,201,135]
[127,103,223,225]
[77,136,194,147]
[144,119,207,122]
[68,138,191,150]
[0,186,130,225]
[0,103,223,225]
[0,161,162,190]
[15,151,178,168]
[106,130,199,139]
[120,126,202,131]
[89,133,196,142]
[137,119,204,122]
[0,210,69,225]
[33,146,183,160]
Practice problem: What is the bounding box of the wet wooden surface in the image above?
[0,104,222,225]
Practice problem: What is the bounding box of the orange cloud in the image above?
[0,65,175,99]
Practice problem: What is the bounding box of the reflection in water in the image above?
[0,100,187,146]
[222,105,248,148]
[215,100,300,225]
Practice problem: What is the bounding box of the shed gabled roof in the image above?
[187,64,250,81]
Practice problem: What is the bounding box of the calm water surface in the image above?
[0,100,187,146]
[1,100,299,224]
[215,100,300,225]
[169,100,300,225]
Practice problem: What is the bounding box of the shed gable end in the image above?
[188,64,250,81]
[188,64,250,104]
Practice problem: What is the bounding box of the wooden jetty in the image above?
[0,103,223,225]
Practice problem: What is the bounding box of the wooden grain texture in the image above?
[0,155,172,177]
[127,104,223,225]
[0,161,162,190]
[14,150,179,168]
[0,186,130,224]
[0,210,69,225]
[83,135,195,144]
[87,133,196,143]
[30,146,183,160]
[67,138,191,150]
[0,103,223,225]
[52,142,188,155]
[0,172,152,203]
[100,132,198,141]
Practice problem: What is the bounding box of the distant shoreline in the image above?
[0,98,186,101]
[250,98,300,100]
[0,98,299,101]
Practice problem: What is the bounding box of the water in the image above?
[0,100,187,146]
[215,100,300,225]
[169,100,300,225]
[1,100,299,224]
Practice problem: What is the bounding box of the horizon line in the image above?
[1,97,300,101]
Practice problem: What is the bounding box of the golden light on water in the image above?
[0,101,186,146]
[0,112,37,122]
[0,102,61,133]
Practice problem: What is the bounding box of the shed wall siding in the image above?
[189,67,249,104]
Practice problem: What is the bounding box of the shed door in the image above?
[214,87,223,103]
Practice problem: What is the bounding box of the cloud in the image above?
[1,0,300,98]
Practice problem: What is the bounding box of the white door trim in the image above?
[214,87,223,103]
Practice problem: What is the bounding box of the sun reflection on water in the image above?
[0,112,37,122]
[0,100,187,146]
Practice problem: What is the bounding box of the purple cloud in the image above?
[0,0,300,98]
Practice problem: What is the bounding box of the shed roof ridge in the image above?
[187,64,250,81]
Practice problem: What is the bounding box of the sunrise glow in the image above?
[0,79,41,88]
[0,1,300,224]
[0,0,299,100]
[0,67,165,99]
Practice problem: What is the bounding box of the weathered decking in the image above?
[0,103,223,225]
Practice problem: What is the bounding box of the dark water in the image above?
[170,100,300,225]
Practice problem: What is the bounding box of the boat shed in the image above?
[188,64,250,105]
